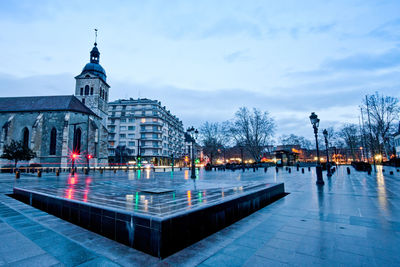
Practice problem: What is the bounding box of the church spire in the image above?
[90,29,100,64]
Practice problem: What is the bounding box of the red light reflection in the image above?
[83,189,89,202]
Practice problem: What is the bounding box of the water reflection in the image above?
[126,194,134,211]
[135,192,139,210]
[376,166,388,213]
[187,190,192,206]
[66,188,74,199]
[28,166,277,217]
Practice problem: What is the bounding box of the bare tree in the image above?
[338,124,360,161]
[199,122,228,164]
[362,92,400,159]
[228,107,275,162]
[279,134,312,150]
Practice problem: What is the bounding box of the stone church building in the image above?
[0,42,109,167]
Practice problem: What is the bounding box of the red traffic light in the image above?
[87,154,92,159]
[71,153,78,159]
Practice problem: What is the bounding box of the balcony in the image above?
[140,129,162,134]
[140,121,163,126]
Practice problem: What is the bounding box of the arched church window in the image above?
[22,127,29,148]
[73,128,82,154]
[90,87,93,95]
[80,88,83,95]
[85,85,89,95]
[49,128,57,155]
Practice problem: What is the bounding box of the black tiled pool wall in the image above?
[13,183,285,258]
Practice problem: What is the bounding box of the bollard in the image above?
[125,168,128,172]
[397,169,400,172]
[302,168,304,174]
[37,170,42,177]
[114,168,117,173]
[56,169,60,176]
[288,168,291,173]
[347,167,350,175]
[84,168,89,175]
[164,168,166,172]
[368,170,371,175]
[15,170,20,179]
[390,171,394,175]
[308,166,311,171]
[296,165,299,171]
[253,167,256,172]
[264,167,268,173]
[276,167,278,173]
[180,167,182,171]
[100,168,103,174]
[382,169,385,172]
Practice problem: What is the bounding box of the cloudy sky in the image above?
[0,0,399,139]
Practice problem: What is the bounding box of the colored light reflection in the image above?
[68,174,78,185]
[135,192,139,210]
[137,170,141,179]
[83,189,89,202]
[184,170,189,180]
[66,188,74,199]
[198,192,202,203]
[146,169,150,179]
[187,190,192,206]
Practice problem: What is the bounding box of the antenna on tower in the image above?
[94,28,98,45]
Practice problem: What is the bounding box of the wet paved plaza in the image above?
[0,165,398,266]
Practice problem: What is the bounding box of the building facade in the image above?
[107,98,185,165]
[0,42,109,168]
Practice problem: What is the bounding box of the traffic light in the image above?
[137,156,142,167]
[195,159,200,164]
[87,154,92,160]
[71,153,78,159]
[184,156,189,162]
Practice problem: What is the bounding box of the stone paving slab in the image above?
[0,166,398,266]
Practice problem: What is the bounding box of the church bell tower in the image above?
[74,30,109,127]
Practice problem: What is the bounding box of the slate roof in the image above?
[0,95,97,117]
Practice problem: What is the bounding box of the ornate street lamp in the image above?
[187,127,199,179]
[323,129,332,177]
[310,112,324,185]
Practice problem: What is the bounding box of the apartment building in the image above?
[107,98,185,165]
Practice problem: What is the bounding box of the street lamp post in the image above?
[187,127,198,179]
[323,129,332,177]
[310,112,324,185]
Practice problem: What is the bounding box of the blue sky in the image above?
[0,0,399,139]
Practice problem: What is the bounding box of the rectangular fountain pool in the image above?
[13,169,285,258]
